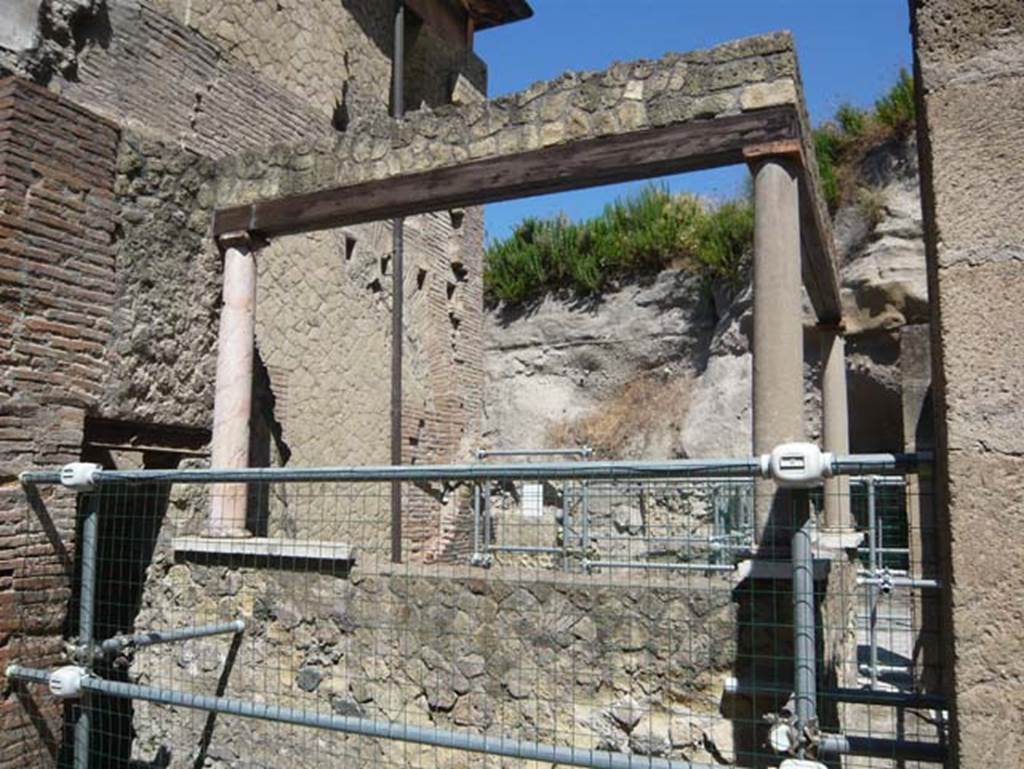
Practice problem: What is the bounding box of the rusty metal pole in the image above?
[390,0,406,563]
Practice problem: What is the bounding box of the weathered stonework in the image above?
[1,2,490,764]
[910,0,1024,763]
[127,514,737,769]
[211,32,814,207]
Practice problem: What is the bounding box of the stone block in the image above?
[927,78,1024,260]
[935,260,1024,455]
[739,79,797,111]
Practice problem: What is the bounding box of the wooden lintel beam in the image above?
[213,105,800,239]
[798,173,842,323]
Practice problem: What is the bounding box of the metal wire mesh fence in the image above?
[5,454,946,769]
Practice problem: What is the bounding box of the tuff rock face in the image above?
[482,137,927,459]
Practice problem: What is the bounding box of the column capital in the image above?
[742,139,804,169]
[215,230,267,254]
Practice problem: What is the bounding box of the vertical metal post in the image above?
[867,476,880,689]
[791,490,817,755]
[581,481,590,556]
[561,481,569,571]
[472,482,481,563]
[712,485,722,565]
[483,484,493,559]
[389,0,406,564]
[75,491,99,769]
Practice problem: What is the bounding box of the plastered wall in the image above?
[910,0,1024,763]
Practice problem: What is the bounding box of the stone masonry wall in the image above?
[0,77,119,768]
[57,1,331,161]
[146,0,487,120]
[910,1,1024,764]
[123,486,738,769]
[211,31,830,258]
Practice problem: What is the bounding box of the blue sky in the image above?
[475,0,913,241]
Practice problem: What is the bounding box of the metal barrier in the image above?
[470,449,753,573]
[6,451,946,768]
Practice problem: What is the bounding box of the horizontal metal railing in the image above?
[19,452,928,487]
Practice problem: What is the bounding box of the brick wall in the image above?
[59,1,329,160]
[0,77,119,768]
[401,207,485,560]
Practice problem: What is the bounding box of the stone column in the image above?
[208,234,258,536]
[820,324,851,530]
[750,156,803,546]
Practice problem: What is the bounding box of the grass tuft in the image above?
[484,185,753,304]
[812,69,917,212]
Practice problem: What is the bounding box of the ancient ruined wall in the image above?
[0,77,119,767]
[0,0,489,472]
[125,510,737,769]
[146,0,487,123]
[213,33,815,209]
[2,1,490,762]
[98,136,221,426]
[910,1,1024,763]
[51,1,329,161]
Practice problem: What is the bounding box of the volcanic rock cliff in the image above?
[481,137,927,459]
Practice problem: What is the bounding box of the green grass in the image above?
[484,186,752,304]
[874,68,916,134]
[812,69,916,211]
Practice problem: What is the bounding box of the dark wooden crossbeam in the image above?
[215,107,797,237]
[213,104,841,319]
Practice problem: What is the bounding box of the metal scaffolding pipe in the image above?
[584,560,736,573]
[832,452,930,475]
[722,678,946,709]
[389,0,406,565]
[858,575,942,590]
[98,620,245,658]
[22,458,763,486]
[75,492,99,769]
[6,665,49,684]
[849,475,907,486]
[477,448,593,459]
[472,483,481,562]
[791,497,817,749]
[866,476,880,689]
[818,733,947,763]
[4,667,717,769]
[17,453,929,488]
